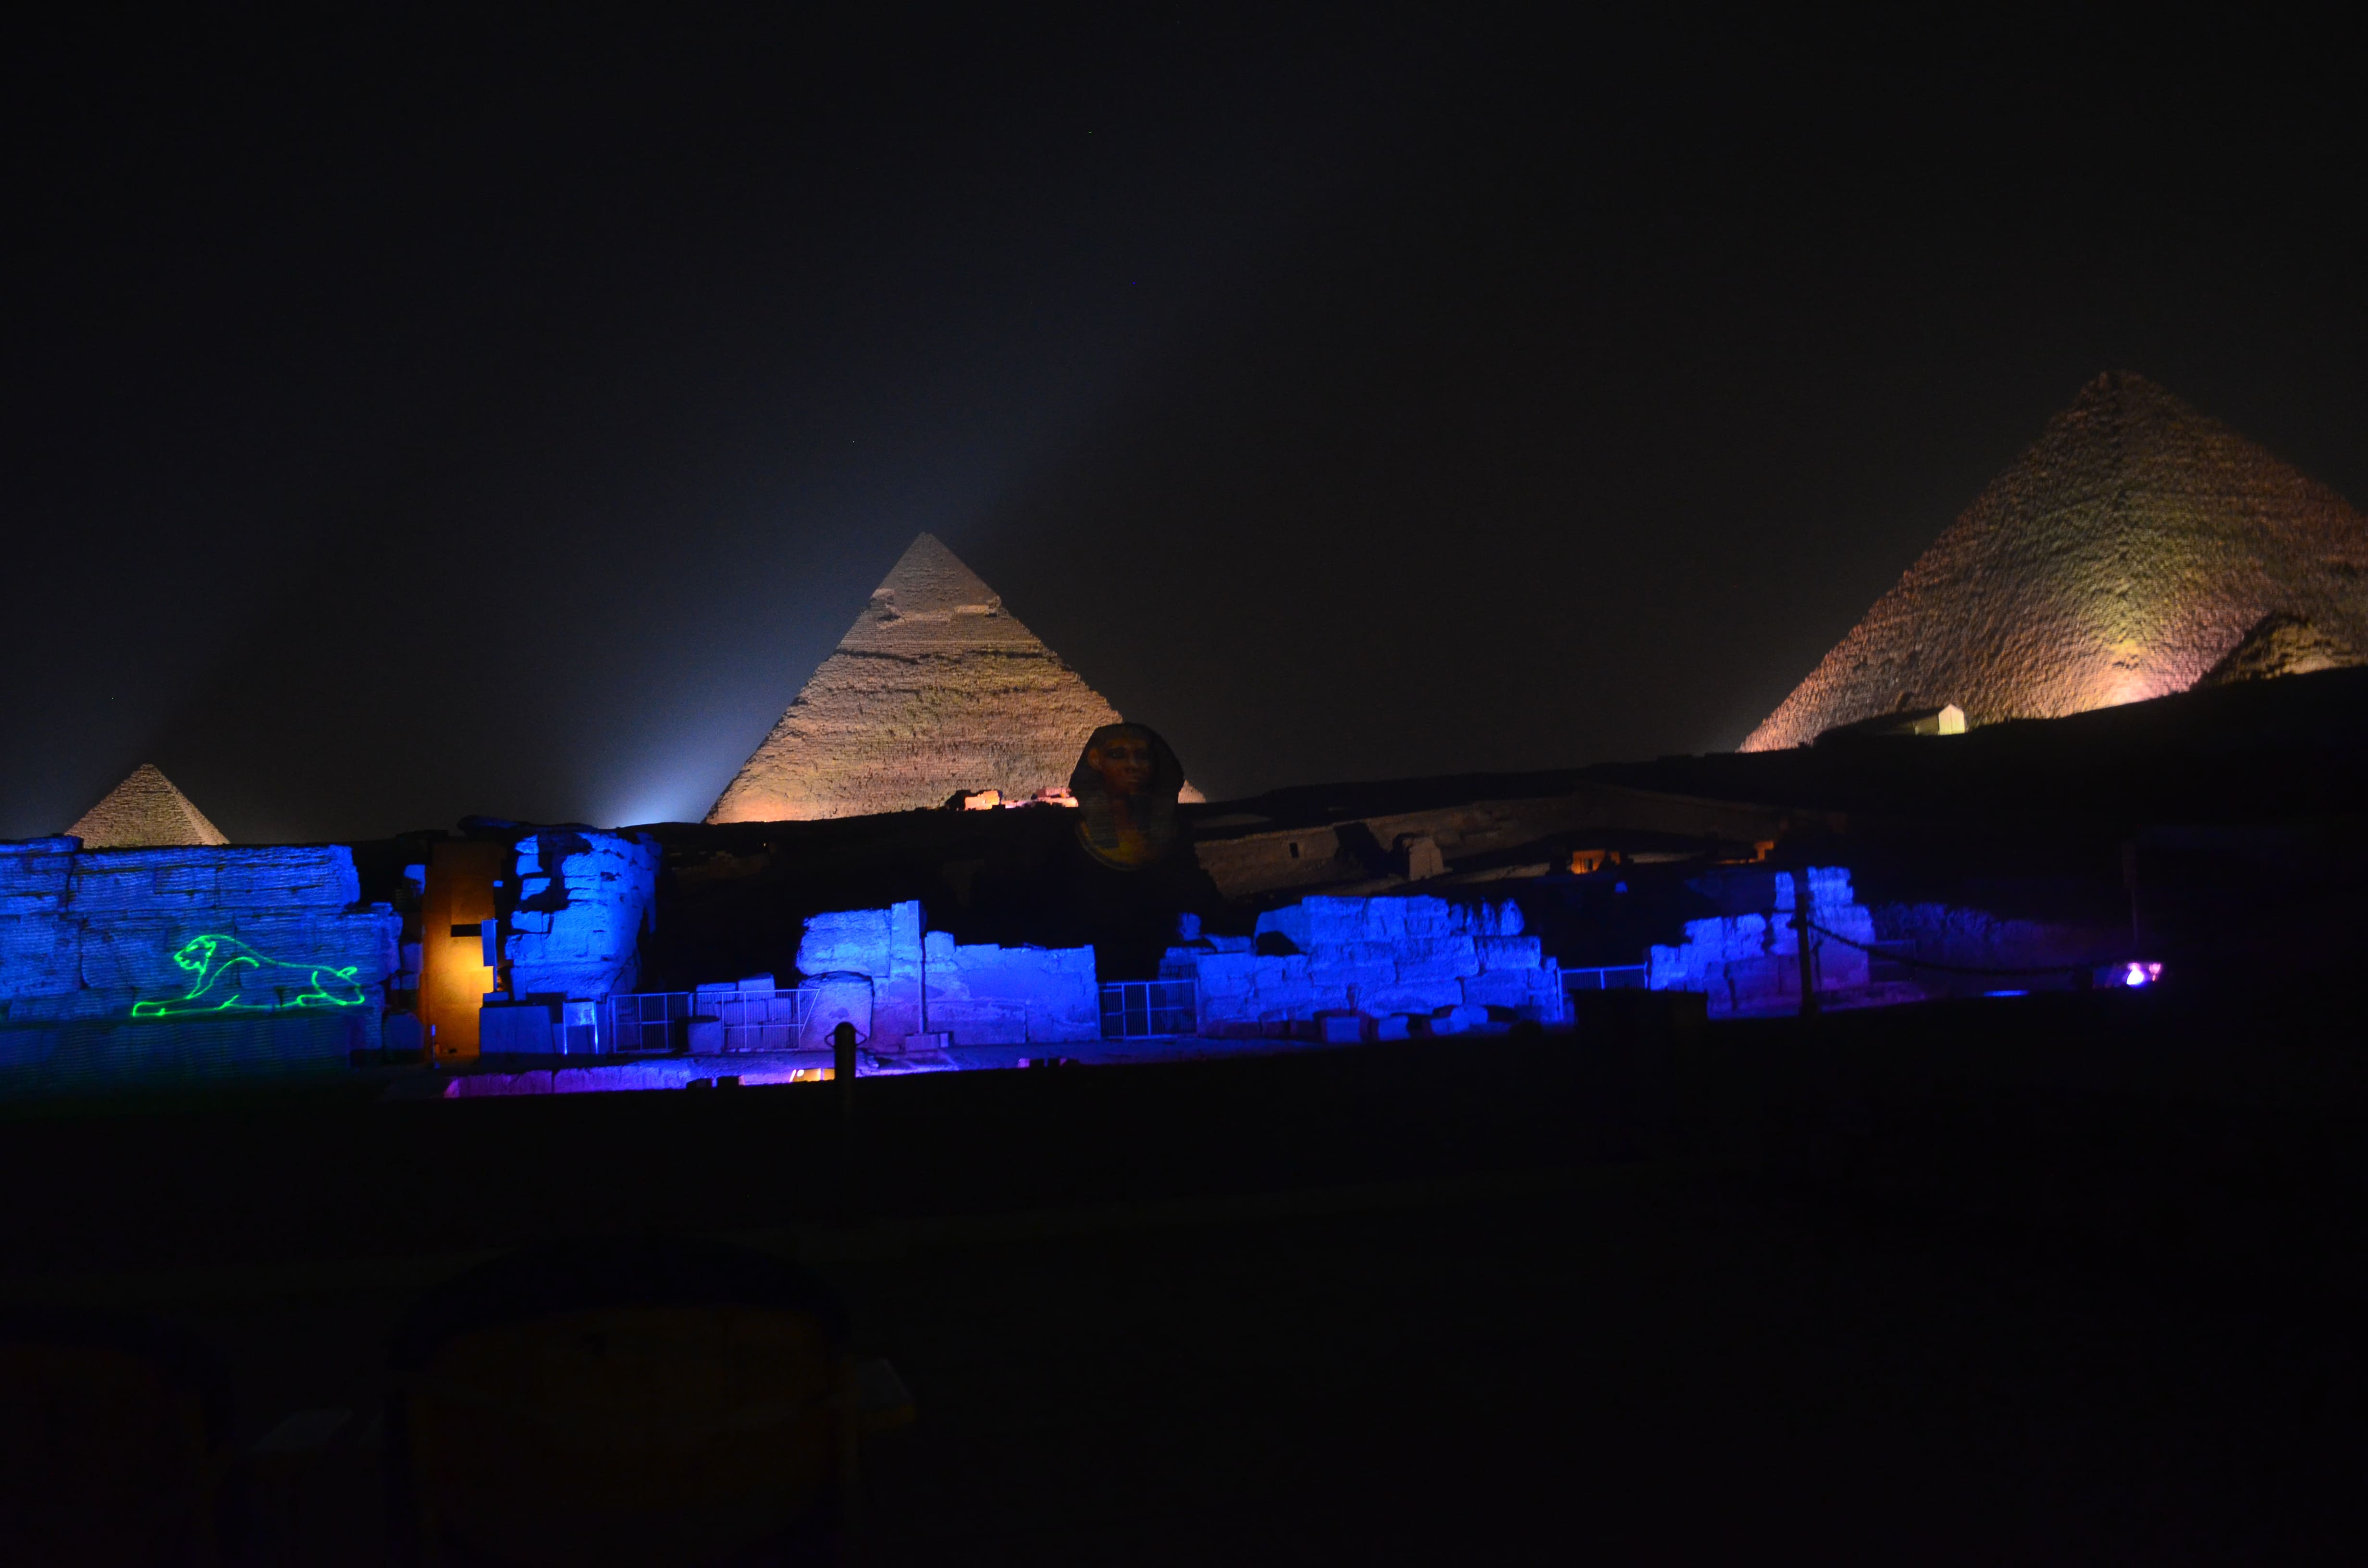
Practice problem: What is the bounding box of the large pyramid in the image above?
[709,534,1138,822]
[66,763,230,848]
[1744,373,2368,751]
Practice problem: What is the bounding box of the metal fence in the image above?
[1099,979,1197,1039]
[1562,964,1648,993]
[603,988,814,1054]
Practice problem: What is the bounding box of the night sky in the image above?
[7,11,2361,842]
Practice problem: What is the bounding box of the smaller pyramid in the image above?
[709,535,1136,822]
[66,764,229,848]
[2195,612,2360,688]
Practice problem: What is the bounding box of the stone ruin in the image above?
[793,899,1100,1051]
[0,836,401,1093]
[1161,894,1565,1038]
[1746,373,2368,750]
[1646,866,1876,1017]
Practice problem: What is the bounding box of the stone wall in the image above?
[1647,867,1874,1016]
[502,830,661,1000]
[793,899,1098,1048]
[0,837,401,1095]
[1164,895,1564,1035]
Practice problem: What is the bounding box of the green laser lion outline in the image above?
[130,934,366,1018]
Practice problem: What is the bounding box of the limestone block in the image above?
[1461,969,1563,1016]
[889,900,925,978]
[64,868,173,915]
[208,847,362,908]
[1392,936,1481,984]
[1392,897,1460,938]
[798,908,894,978]
[1474,936,1542,970]
[930,998,1029,1043]
[1254,897,1374,952]
[1251,954,1313,988]
[0,919,79,1001]
[77,924,188,999]
[1448,901,1523,937]
[1356,980,1467,1016]
[1313,961,1400,994]
[1193,954,1258,995]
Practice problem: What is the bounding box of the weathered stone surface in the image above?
[794,900,1096,1046]
[2195,612,2361,687]
[1648,867,1875,1016]
[1,843,402,1094]
[710,535,1143,822]
[1746,374,2368,751]
[501,832,660,1001]
[1178,894,1554,1029]
[65,765,229,848]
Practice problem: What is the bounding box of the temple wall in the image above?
[0,837,401,1095]
[1647,867,1874,1016]
[794,900,1098,1048]
[1164,895,1564,1035]
[502,831,661,1000]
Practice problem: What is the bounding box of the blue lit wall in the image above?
[0,837,401,1096]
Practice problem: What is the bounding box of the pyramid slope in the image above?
[66,764,230,848]
[708,535,1131,822]
[2195,612,2360,688]
[1744,373,2368,750]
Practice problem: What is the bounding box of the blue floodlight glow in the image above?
[1985,989,2029,998]
[2121,961,2163,989]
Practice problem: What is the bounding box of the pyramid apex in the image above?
[870,532,999,614]
[1742,379,2368,750]
[67,763,230,848]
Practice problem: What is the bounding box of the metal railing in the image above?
[1099,979,1197,1039]
[1562,965,1648,993]
[603,988,815,1055]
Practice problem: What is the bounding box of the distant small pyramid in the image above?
[2195,612,2360,688]
[709,535,1141,821]
[1744,373,2368,750]
[66,764,229,848]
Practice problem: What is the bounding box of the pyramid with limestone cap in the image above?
[1743,373,2368,751]
[710,534,1154,821]
[66,764,229,848]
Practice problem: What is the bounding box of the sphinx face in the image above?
[1088,734,1155,797]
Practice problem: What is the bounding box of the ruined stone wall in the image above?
[794,899,1099,1047]
[1164,895,1564,1034]
[0,837,401,1094]
[1646,867,1874,1016]
[502,831,661,1001]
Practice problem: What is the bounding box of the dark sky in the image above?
[7,10,2361,841]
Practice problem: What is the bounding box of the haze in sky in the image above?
[5,12,2360,840]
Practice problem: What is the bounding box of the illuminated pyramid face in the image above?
[67,764,229,847]
[708,534,1129,822]
[1744,373,2368,750]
